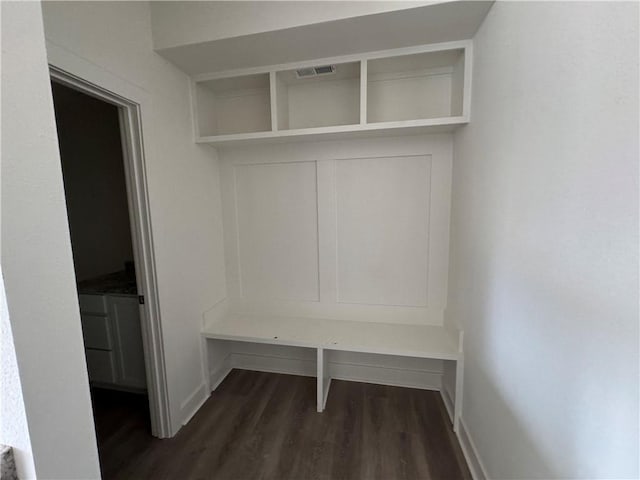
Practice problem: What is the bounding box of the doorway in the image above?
[49,69,171,443]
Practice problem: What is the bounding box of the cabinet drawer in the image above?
[80,314,112,350]
[79,294,107,314]
[85,349,117,384]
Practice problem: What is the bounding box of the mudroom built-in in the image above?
[2,2,637,480]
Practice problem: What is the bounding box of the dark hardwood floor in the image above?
[90,387,153,479]
[91,370,471,480]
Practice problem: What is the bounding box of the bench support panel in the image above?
[317,348,331,412]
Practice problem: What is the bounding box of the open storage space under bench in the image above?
[201,314,464,430]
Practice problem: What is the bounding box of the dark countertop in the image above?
[78,270,138,295]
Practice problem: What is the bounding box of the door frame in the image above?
[50,65,172,438]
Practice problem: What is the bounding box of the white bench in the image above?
[201,313,464,431]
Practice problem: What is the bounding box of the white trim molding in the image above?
[458,418,490,480]
[47,43,172,438]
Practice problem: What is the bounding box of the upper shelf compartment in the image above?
[194,73,271,137]
[275,61,360,131]
[192,41,472,145]
[367,49,465,123]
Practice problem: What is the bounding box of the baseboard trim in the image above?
[226,352,443,391]
[329,370,441,391]
[209,354,232,392]
[329,359,441,391]
[179,382,207,426]
[458,418,489,480]
[230,352,316,377]
[440,386,454,423]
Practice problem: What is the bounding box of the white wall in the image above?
[40,1,227,434]
[448,2,639,478]
[150,1,432,50]
[52,82,134,281]
[1,2,101,478]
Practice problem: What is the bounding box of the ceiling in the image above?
[154,1,494,75]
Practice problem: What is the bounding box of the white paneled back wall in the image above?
[219,134,452,326]
[235,161,320,301]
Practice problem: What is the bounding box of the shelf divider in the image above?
[360,60,367,125]
[269,71,278,131]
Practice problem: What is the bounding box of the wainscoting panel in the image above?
[219,135,452,325]
[335,155,431,306]
[234,161,319,301]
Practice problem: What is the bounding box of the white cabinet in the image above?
[85,349,117,384]
[109,296,147,389]
[79,294,147,391]
[80,314,113,350]
[192,41,472,145]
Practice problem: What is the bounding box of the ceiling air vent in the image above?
[295,65,336,79]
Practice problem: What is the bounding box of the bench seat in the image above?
[202,314,460,360]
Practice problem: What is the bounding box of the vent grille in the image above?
[296,65,336,79]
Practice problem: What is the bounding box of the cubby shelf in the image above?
[191,41,472,145]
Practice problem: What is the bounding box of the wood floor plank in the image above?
[92,370,471,480]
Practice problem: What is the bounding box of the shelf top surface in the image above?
[202,314,460,360]
[197,117,468,147]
